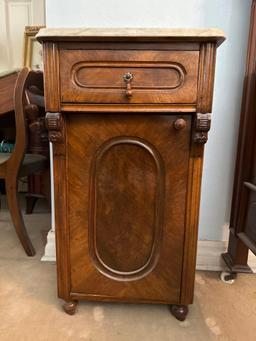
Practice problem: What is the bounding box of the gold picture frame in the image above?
[23,26,45,70]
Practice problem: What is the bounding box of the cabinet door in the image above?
[66,114,191,304]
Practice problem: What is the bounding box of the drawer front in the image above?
[60,50,199,104]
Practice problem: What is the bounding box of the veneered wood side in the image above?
[59,49,199,105]
[50,115,71,301]
[180,42,217,304]
[180,151,203,304]
[66,114,191,303]
[43,42,68,297]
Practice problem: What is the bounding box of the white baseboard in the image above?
[41,232,256,272]
[41,230,56,262]
[196,240,227,271]
[196,240,256,273]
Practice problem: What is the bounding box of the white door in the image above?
[0,0,45,72]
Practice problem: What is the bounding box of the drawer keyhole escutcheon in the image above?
[173,118,186,131]
[123,72,134,97]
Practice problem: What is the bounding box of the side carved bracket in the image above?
[193,113,211,144]
[45,112,64,143]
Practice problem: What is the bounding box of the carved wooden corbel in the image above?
[193,113,211,144]
[26,104,49,153]
[45,112,64,143]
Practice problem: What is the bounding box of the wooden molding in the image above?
[197,43,216,113]
[43,42,60,111]
[88,136,165,281]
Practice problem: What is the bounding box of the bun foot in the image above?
[63,300,78,315]
[170,304,189,321]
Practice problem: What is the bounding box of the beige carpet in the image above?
[0,195,256,341]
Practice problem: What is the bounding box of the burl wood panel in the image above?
[60,49,199,104]
[90,138,164,279]
[67,114,191,303]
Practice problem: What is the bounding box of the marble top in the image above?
[36,28,225,45]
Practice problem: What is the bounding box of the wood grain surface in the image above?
[67,114,191,303]
[60,49,199,104]
[40,33,223,318]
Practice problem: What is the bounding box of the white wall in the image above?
[0,0,45,71]
[45,0,251,241]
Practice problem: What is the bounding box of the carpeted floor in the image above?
[0,194,256,341]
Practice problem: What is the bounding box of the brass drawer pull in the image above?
[123,72,134,97]
[173,118,186,130]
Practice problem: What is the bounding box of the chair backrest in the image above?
[8,67,44,172]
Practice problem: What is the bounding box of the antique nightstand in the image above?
[37,28,225,321]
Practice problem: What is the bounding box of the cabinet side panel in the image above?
[181,42,217,304]
[181,153,203,304]
[48,114,71,301]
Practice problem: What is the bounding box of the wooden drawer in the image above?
[60,49,199,104]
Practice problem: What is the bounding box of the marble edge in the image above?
[36,27,225,40]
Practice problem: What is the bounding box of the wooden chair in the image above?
[0,67,48,256]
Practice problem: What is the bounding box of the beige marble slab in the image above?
[36,27,225,45]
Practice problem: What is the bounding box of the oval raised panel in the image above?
[89,137,165,281]
[73,62,185,91]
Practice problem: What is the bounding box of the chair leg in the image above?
[5,177,35,256]
[25,196,38,214]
